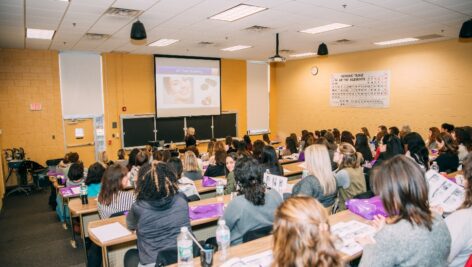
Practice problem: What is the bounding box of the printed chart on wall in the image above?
[330,70,390,108]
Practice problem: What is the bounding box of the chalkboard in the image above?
[156,117,185,143]
[214,113,237,138]
[186,116,213,140]
[122,116,155,148]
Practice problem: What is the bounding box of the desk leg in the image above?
[70,211,77,248]
[80,215,88,265]
[102,246,109,267]
[62,197,68,230]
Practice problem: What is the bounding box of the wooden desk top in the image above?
[167,210,368,266]
[282,162,304,176]
[87,195,233,247]
[278,157,298,165]
[194,179,216,193]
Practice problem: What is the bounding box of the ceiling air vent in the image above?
[244,25,271,32]
[105,7,141,17]
[333,39,353,44]
[198,41,215,46]
[85,33,110,40]
[415,34,444,40]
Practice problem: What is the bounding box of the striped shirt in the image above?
[97,190,136,219]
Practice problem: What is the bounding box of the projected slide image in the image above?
[157,67,219,108]
[155,56,221,117]
[163,76,194,104]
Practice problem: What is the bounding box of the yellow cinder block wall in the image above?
[102,55,249,160]
[273,40,472,140]
[0,49,65,169]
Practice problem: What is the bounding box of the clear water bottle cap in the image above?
[218,220,226,225]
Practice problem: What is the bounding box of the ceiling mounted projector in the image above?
[268,33,286,63]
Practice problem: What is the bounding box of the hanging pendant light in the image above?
[459,19,472,39]
[130,20,147,40]
[317,42,328,56]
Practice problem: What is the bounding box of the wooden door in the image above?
[64,118,96,167]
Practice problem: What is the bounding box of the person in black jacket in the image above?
[125,162,191,266]
[204,149,227,177]
[184,127,196,148]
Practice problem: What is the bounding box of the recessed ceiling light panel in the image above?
[148,39,179,47]
[290,52,317,58]
[221,45,252,51]
[300,23,352,34]
[26,28,55,40]
[210,4,267,22]
[374,38,419,46]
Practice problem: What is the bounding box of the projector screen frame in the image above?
[153,54,222,118]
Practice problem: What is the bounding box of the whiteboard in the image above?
[330,70,390,108]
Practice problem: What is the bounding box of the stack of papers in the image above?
[331,220,376,256]
[426,170,465,213]
[89,222,131,243]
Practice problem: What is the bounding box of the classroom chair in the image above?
[242,225,273,243]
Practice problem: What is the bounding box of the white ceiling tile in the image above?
[112,0,159,11]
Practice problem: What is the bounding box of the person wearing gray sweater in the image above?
[223,157,283,245]
[125,162,190,266]
[358,155,451,267]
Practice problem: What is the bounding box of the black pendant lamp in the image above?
[317,42,328,56]
[459,19,472,38]
[130,20,147,40]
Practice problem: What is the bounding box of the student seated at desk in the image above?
[66,162,85,187]
[223,157,283,245]
[434,132,459,173]
[128,151,148,188]
[358,155,451,267]
[85,162,105,197]
[204,149,227,177]
[97,164,135,219]
[125,162,191,267]
[261,146,283,176]
[168,157,200,201]
[55,163,85,222]
[224,152,238,195]
[445,153,472,267]
[281,136,298,156]
[272,196,343,267]
[182,151,203,181]
[292,145,337,211]
[116,148,128,169]
[334,143,366,211]
[403,132,429,171]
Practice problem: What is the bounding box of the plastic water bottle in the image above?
[431,161,439,172]
[216,180,224,201]
[177,227,194,266]
[216,220,230,261]
[80,182,88,205]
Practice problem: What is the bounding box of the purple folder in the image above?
[346,196,388,220]
[202,176,217,187]
[189,203,224,220]
[59,186,80,198]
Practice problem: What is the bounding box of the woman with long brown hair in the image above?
[358,155,450,267]
[97,164,135,219]
[445,152,472,267]
[272,196,343,267]
[427,126,440,150]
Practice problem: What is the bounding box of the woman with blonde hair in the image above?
[272,196,343,267]
[292,145,337,210]
[334,143,366,211]
[184,127,196,148]
[182,151,203,181]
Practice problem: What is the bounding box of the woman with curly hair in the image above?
[125,161,190,266]
[222,157,283,245]
[272,196,343,267]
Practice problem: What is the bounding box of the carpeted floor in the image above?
[0,188,85,267]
